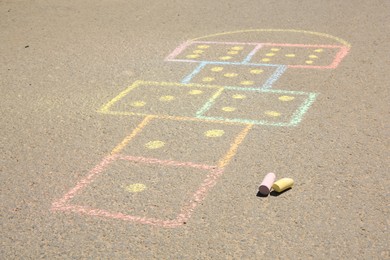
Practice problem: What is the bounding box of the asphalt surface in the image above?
[1,0,389,259]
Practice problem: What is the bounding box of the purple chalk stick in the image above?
[259,172,276,195]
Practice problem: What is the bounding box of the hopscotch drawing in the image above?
[52,29,351,227]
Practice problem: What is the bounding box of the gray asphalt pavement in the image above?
[1,0,389,258]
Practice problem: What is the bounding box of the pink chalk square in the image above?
[165,41,258,63]
[247,43,349,69]
[52,154,224,228]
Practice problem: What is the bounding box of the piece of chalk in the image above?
[259,172,276,195]
[272,178,294,193]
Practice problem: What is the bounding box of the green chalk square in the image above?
[196,88,318,127]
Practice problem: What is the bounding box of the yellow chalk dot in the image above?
[240,81,255,86]
[309,55,318,59]
[271,48,280,52]
[265,111,281,117]
[231,46,244,50]
[125,183,146,193]
[204,129,225,137]
[197,45,210,49]
[186,54,200,59]
[219,56,233,60]
[227,50,239,55]
[211,66,224,72]
[223,73,238,78]
[261,58,271,62]
[305,60,314,64]
[188,89,203,95]
[193,50,204,54]
[145,140,165,149]
[285,54,296,58]
[202,77,215,82]
[130,101,146,107]
[222,107,236,112]
[278,95,295,102]
[159,95,175,101]
[266,53,276,57]
[314,48,324,52]
[232,94,246,99]
[250,69,264,74]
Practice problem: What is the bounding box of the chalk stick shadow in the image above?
[256,191,269,198]
[256,188,292,198]
[270,188,291,197]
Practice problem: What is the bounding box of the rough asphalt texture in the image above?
[1,0,389,259]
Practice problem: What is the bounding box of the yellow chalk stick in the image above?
[272,178,294,192]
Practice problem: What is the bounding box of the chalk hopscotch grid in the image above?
[53,30,350,227]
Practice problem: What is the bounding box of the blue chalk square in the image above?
[182,62,286,90]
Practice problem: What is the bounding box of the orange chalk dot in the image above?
[130,101,146,107]
[145,140,165,149]
[240,81,255,86]
[278,95,295,101]
[159,95,175,101]
[265,111,281,117]
[232,94,246,99]
[250,69,264,74]
[223,73,238,78]
[210,66,224,72]
[204,129,225,137]
[202,77,215,82]
[188,89,203,95]
[219,56,233,60]
[125,183,146,193]
[285,54,296,58]
[186,54,200,59]
[222,107,236,112]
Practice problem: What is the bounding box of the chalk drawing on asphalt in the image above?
[52,29,350,227]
